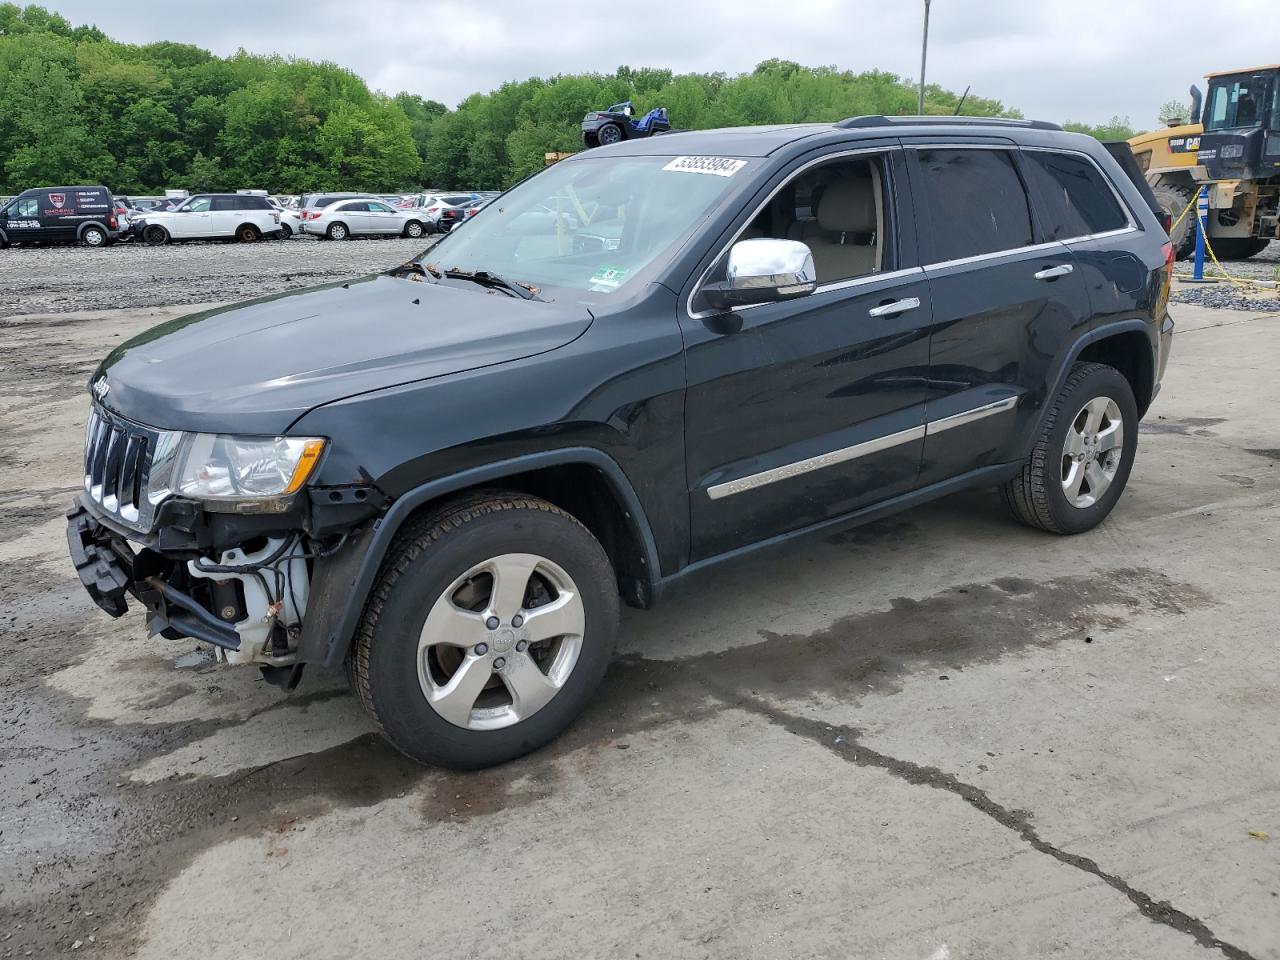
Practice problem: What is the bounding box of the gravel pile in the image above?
[0,234,439,317]
[1172,283,1280,313]
[1173,238,1280,284]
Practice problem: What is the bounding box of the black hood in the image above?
[94,274,593,435]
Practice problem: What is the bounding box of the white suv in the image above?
[300,198,430,240]
[136,194,282,244]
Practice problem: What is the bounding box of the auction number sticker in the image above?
[662,156,747,177]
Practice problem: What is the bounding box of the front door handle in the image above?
[868,297,921,318]
[1034,264,1074,281]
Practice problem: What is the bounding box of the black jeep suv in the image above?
[68,117,1175,768]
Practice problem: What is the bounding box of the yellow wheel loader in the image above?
[1129,66,1280,260]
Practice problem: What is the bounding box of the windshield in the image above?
[420,155,750,297]
[1206,75,1271,130]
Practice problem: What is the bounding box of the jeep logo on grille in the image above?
[92,377,109,401]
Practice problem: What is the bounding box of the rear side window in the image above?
[914,149,1033,261]
[211,196,235,211]
[1020,151,1129,239]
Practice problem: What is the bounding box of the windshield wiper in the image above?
[440,268,543,301]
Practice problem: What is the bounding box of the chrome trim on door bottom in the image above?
[925,395,1019,435]
[705,395,1021,500]
[706,425,926,500]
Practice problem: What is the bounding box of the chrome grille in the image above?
[83,404,182,533]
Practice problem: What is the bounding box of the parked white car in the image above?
[136,193,282,244]
[267,198,301,238]
[300,198,431,240]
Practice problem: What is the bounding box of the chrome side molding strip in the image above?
[925,395,1019,435]
[706,425,926,500]
[706,395,1019,500]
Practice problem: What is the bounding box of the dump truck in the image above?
[1129,65,1280,259]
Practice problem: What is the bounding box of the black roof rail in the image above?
[835,115,1063,131]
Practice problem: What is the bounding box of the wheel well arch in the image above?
[1076,329,1155,416]
[234,221,261,235]
[77,220,109,237]
[302,449,662,669]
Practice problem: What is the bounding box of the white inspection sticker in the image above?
[662,156,748,177]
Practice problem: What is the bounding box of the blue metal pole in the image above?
[1192,185,1209,281]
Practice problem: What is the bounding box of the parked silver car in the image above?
[299,198,431,240]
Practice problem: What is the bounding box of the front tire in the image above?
[350,493,619,769]
[596,122,623,146]
[142,224,169,246]
[1001,362,1139,535]
[404,220,425,239]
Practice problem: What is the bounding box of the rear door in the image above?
[905,141,1093,486]
[210,196,240,235]
[1017,147,1145,327]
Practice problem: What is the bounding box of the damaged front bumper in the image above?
[67,497,315,681]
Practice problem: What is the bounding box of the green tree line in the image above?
[0,3,1135,195]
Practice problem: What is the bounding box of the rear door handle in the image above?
[868,297,921,317]
[1034,264,1074,280]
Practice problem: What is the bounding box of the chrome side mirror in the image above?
[701,238,817,311]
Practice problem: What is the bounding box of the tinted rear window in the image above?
[1021,151,1129,239]
[914,149,1033,261]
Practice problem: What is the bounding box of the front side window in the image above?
[1206,77,1271,130]
[914,149,1033,262]
[421,155,750,298]
[1020,151,1128,239]
[12,198,39,218]
[709,153,892,288]
[181,197,212,213]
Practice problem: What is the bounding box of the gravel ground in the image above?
[2,299,1279,959]
[0,234,439,317]
[1172,238,1280,283]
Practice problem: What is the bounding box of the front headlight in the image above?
[174,434,325,505]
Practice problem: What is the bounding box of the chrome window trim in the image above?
[705,394,1020,499]
[921,241,1060,272]
[686,145,898,322]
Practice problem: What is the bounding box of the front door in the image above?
[366,201,401,233]
[170,196,213,238]
[681,146,934,561]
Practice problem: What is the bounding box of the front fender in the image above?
[296,446,662,669]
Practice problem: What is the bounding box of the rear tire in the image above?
[1152,181,1196,260]
[1211,236,1269,260]
[1001,362,1139,535]
[236,224,260,243]
[279,223,293,239]
[327,222,349,241]
[81,225,107,247]
[349,493,619,769]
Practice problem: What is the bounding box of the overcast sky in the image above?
[43,0,1280,127]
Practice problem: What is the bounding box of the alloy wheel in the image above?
[416,553,585,731]
[1061,396,1124,508]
